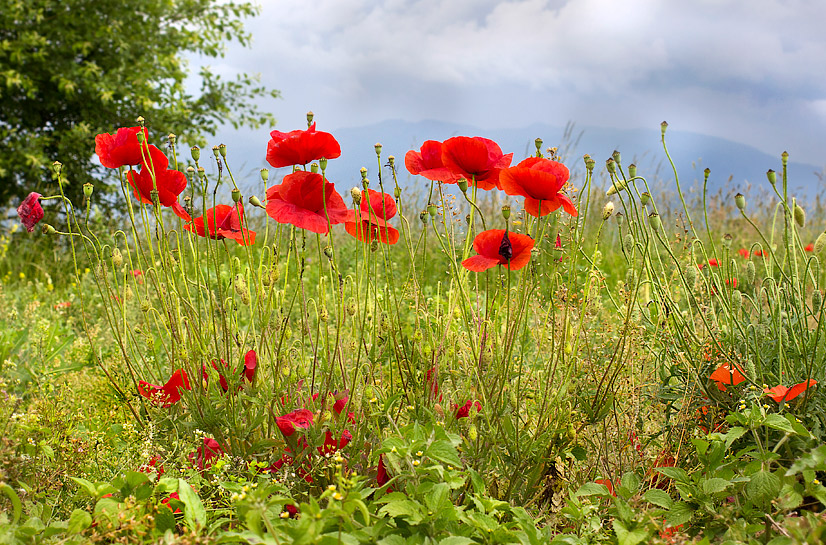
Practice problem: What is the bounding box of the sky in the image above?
[198,0,826,167]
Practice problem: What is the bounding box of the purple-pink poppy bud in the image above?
[17,193,44,232]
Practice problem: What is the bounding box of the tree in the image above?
[0,0,279,207]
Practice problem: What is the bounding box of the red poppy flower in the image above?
[345,189,400,244]
[709,363,747,391]
[188,438,223,471]
[126,145,191,221]
[161,492,182,514]
[266,123,341,168]
[185,203,256,245]
[426,366,442,401]
[753,249,764,257]
[138,455,165,478]
[17,192,44,232]
[499,158,578,217]
[462,229,535,272]
[440,136,513,190]
[54,301,71,310]
[405,140,460,182]
[708,258,719,267]
[203,351,257,392]
[265,171,353,234]
[244,350,257,383]
[805,243,814,252]
[276,408,315,437]
[138,369,192,407]
[454,399,482,419]
[283,503,299,518]
[377,455,393,492]
[764,379,817,402]
[595,478,616,497]
[738,248,750,259]
[95,127,149,169]
[318,429,353,456]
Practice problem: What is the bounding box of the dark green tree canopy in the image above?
[0,0,278,206]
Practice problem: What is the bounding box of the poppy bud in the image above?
[648,301,659,324]
[261,266,271,286]
[323,246,333,259]
[813,290,822,312]
[310,162,319,174]
[319,306,329,322]
[113,248,123,268]
[191,146,200,162]
[218,144,227,158]
[704,168,711,184]
[660,121,668,137]
[350,187,362,205]
[371,239,378,252]
[346,297,357,316]
[140,298,150,313]
[52,161,63,175]
[168,133,177,146]
[232,188,241,203]
[468,424,478,442]
[306,110,314,125]
[626,268,636,286]
[766,169,777,186]
[735,193,745,211]
[624,233,634,249]
[605,158,616,175]
[612,150,621,165]
[648,212,662,231]
[260,168,269,182]
[427,203,437,218]
[374,143,382,156]
[394,186,401,199]
[616,212,624,226]
[212,145,220,158]
[685,263,697,288]
[747,260,756,284]
[457,179,468,193]
[150,189,160,206]
[794,203,805,228]
[782,151,789,167]
[606,176,627,196]
[722,233,732,249]
[601,202,614,220]
[125,286,134,302]
[319,157,328,171]
[502,206,511,220]
[627,164,637,179]
[640,192,650,206]
[249,195,264,209]
[270,266,280,284]
[42,223,56,235]
[420,211,428,224]
[731,290,742,313]
[814,232,826,254]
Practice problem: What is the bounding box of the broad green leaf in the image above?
[612,520,649,545]
[665,501,695,527]
[656,467,690,483]
[70,477,97,498]
[702,478,732,495]
[746,471,781,504]
[575,482,612,497]
[643,489,673,509]
[67,509,92,534]
[764,414,796,434]
[178,479,206,529]
[427,440,462,468]
[439,538,477,545]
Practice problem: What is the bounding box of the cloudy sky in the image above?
[202,0,826,167]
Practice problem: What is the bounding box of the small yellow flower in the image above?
[333,492,343,500]
[412,460,420,467]
[18,272,25,280]
[369,397,378,403]
[416,451,423,457]
[327,484,336,492]
[814,479,821,486]
[280,511,290,518]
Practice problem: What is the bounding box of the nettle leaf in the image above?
[439,537,476,545]
[702,478,733,495]
[665,501,695,527]
[643,489,673,509]
[576,482,612,497]
[746,471,781,504]
[764,414,796,434]
[656,467,690,483]
[612,520,649,545]
[67,509,92,534]
[427,440,462,468]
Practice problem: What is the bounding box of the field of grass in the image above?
[1,121,825,545]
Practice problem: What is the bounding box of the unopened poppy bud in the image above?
[112,247,123,268]
[260,168,269,182]
[732,290,742,313]
[52,161,63,175]
[814,232,826,254]
[310,162,319,174]
[346,297,357,316]
[371,239,378,252]
[360,167,368,181]
[306,110,314,125]
[624,233,634,249]
[468,424,478,441]
[782,151,789,167]
[323,246,333,259]
[722,233,732,249]
[813,290,822,311]
[140,298,150,313]
[612,150,621,165]
[602,201,614,220]
[394,186,401,199]
[685,263,697,288]
[794,203,805,228]
[735,193,745,211]
[605,158,616,174]
[83,183,94,199]
[350,187,362,205]
[319,306,329,322]
[374,143,382,156]
[626,268,636,286]
[261,266,271,286]
[318,157,328,171]
[704,168,711,184]
[457,179,468,193]
[640,192,650,206]
[606,176,628,196]
[616,212,624,226]
[660,121,668,137]
[648,301,659,324]
[648,212,662,231]
[249,195,264,209]
[747,260,756,284]
[191,146,200,162]
[42,223,56,235]
[627,164,637,179]
[502,205,511,220]
[427,203,437,217]
[232,188,241,203]
[218,144,227,158]
[150,189,160,206]
[212,145,220,158]
[766,169,777,185]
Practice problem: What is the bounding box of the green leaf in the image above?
[764,414,796,434]
[155,507,176,533]
[702,478,733,495]
[575,482,612,497]
[724,427,747,450]
[665,501,695,527]
[656,467,690,483]
[378,499,424,524]
[67,509,92,534]
[425,482,451,513]
[427,440,462,468]
[747,470,781,505]
[643,489,673,509]
[439,538,477,545]
[177,479,206,529]
[70,477,98,498]
[612,520,649,545]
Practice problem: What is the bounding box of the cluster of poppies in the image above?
[708,361,817,403]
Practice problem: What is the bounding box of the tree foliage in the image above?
[0,0,279,207]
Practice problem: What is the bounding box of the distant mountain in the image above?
[213,120,823,203]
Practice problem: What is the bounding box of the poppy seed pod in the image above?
[83,183,94,199]
[627,164,637,179]
[394,186,401,199]
[306,111,314,125]
[585,157,596,172]
[212,145,220,158]
[782,151,789,166]
[419,210,428,224]
[232,188,241,203]
[535,138,543,152]
[218,144,227,158]
[374,143,382,156]
[648,212,662,231]
[640,192,650,206]
[703,168,710,184]
[388,155,395,166]
[660,121,668,137]
[427,203,437,217]
[735,193,745,211]
[605,158,616,175]
[318,157,328,171]
[502,205,511,220]
[794,204,805,228]
[747,260,756,284]
[612,150,621,165]
[249,195,265,209]
[766,169,777,185]
[815,232,826,254]
[457,179,468,193]
[310,162,319,174]
[722,233,732,249]
[191,146,200,162]
[260,168,269,182]
[323,246,333,259]
[52,161,63,175]
[42,223,56,234]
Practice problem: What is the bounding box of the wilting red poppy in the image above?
[454,399,482,419]
[345,189,400,244]
[708,258,719,267]
[266,171,352,234]
[17,192,44,232]
[203,351,257,392]
[425,366,442,401]
[441,136,513,190]
[243,350,257,383]
[95,127,149,169]
[126,145,190,221]
[462,229,535,272]
[188,438,223,471]
[738,248,750,258]
[595,478,616,497]
[709,363,747,391]
[185,203,256,245]
[283,503,299,518]
[266,123,341,168]
[805,243,814,252]
[377,455,393,492]
[764,379,817,402]
[138,369,192,407]
[499,158,578,217]
[405,140,459,182]
[138,455,165,478]
[276,408,315,437]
